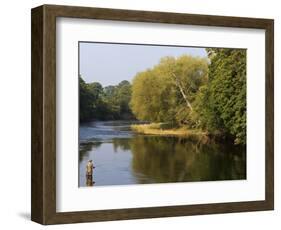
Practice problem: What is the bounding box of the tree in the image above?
[194,48,246,144]
[79,76,134,121]
[116,80,132,116]
[79,76,94,121]
[130,55,208,126]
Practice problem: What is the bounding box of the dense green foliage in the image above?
[194,48,246,144]
[130,50,246,145]
[130,55,208,126]
[79,77,134,121]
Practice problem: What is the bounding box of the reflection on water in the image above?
[79,121,246,187]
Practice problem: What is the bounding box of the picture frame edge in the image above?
[31,4,274,225]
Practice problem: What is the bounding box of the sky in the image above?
[79,42,207,86]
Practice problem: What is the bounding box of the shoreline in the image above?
[131,123,208,140]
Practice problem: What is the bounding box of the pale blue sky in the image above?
[79,42,207,86]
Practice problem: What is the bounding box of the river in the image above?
[79,120,246,187]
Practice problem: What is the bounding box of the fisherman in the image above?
[86,159,95,177]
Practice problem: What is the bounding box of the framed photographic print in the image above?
[31,4,274,225]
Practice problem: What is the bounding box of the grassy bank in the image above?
[131,123,209,141]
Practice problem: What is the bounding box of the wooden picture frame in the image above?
[31,4,274,225]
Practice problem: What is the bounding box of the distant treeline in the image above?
[80,48,246,144]
[79,79,134,121]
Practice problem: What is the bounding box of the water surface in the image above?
[79,121,246,187]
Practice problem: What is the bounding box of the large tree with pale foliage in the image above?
[130,55,208,126]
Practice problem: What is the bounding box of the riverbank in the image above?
[131,123,209,141]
